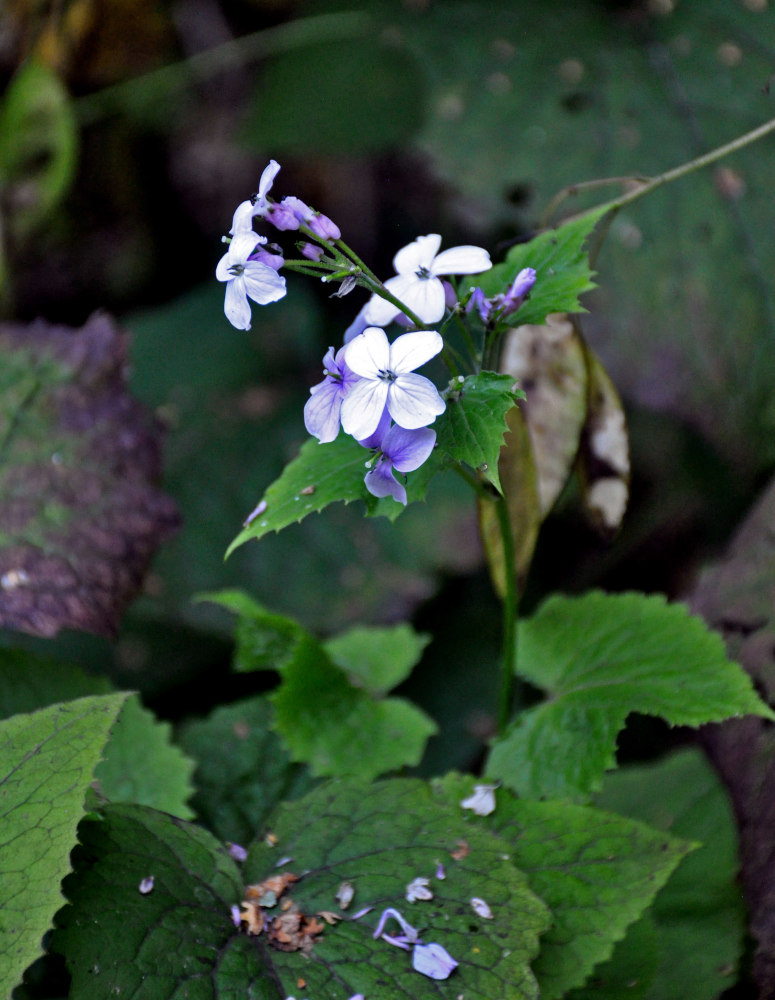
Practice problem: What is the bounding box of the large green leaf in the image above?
[0,693,127,997]
[432,774,693,1000]
[323,622,431,694]
[592,749,745,1000]
[177,695,317,845]
[487,591,774,799]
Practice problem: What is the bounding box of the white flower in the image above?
[341,327,445,440]
[364,233,491,326]
[460,783,497,816]
[229,159,281,235]
[216,232,286,330]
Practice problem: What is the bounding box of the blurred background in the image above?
[1,0,774,771]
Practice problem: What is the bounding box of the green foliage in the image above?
[323,622,430,694]
[487,591,774,800]
[0,60,77,240]
[203,591,437,781]
[52,803,246,999]
[434,774,693,999]
[244,779,551,1000]
[177,696,317,845]
[0,693,127,997]
[94,695,196,820]
[589,749,745,1000]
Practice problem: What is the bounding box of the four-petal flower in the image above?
[304,346,360,443]
[364,423,436,506]
[341,327,445,440]
[364,233,492,326]
[216,232,287,330]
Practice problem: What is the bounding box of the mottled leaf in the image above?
[487,591,774,800]
[177,695,317,845]
[688,476,775,997]
[0,693,127,997]
[437,372,522,493]
[243,779,552,1000]
[477,404,542,598]
[433,774,693,1000]
[94,695,196,819]
[499,312,589,515]
[0,314,179,637]
[576,342,630,536]
[594,749,745,1000]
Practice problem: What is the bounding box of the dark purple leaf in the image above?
[0,313,179,637]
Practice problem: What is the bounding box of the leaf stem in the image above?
[494,492,518,736]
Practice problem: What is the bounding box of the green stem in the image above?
[494,493,518,736]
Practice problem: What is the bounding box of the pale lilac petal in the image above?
[340,378,389,439]
[258,159,281,201]
[224,279,252,330]
[231,231,266,260]
[431,245,492,276]
[384,426,436,473]
[412,942,458,980]
[358,406,391,449]
[243,262,286,305]
[344,305,371,343]
[388,374,445,429]
[304,381,345,442]
[230,200,257,235]
[363,293,400,327]
[389,330,443,374]
[380,271,426,316]
[365,459,407,505]
[344,328,390,379]
[215,251,234,282]
[400,277,447,323]
[393,234,442,274]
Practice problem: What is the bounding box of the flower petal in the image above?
[388,374,445,429]
[363,290,401,327]
[242,262,287,305]
[393,234,442,275]
[400,276,447,323]
[223,279,252,330]
[389,329,444,374]
[431,245,492,276]
[383,426,436,473]
[230,231,266,262]
[340,377,389,439]
[258,159,281,200]
[358,406,391,449]
[344,327,390,379]
[365,459,407,505]
[412,942,458,980]
[304,380,344,442]
[229,201,256,236]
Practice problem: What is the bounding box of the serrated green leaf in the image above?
[177,695,317,845]
[0,60,77,238]
[432,774,693,1000]
[0,693,127,997]
[437,372,520,493]
[487,591,774,800]
[94,695,196,820]
[51,803,245,999]
[271,644,437,780]
[323,622,430,694]
[595,749,745,1000]
[566,913,659,1000]
[464,208,607,329]
[243,779,551,1000]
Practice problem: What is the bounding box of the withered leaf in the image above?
[689,477,775,997]
[0,313,179,637]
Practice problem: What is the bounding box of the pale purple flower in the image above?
[229,159,281,235]
[304,345,360,443]
[412,942,458,980]
[341,327,445,439]
[364,423,436,506]
[470,267,536,325]
[343,305,371,344]
[364,233,492,326]
[216,232,287,330]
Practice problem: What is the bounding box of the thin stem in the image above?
[540,176,650,229]
[493,493,518,736]
[567,114,775,226]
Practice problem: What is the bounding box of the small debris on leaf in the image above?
[244,499,268,526]
[406,876,433,902]
[227,842,247,862]
[450,839,470,860]
[460,783,497,816]
[138,876,154,894]
[470,897,494,919]
[413,941,459,980]
[317,910,342,925]
[435,861,446,880]
[336,880,355,909]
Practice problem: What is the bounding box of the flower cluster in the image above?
[217,159,537,506]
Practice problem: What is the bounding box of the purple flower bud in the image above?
[227,842,248,862]
[500,267,536,315]
[412,942,458,980]
[266,201,301,232]
[467,286,493,324]
[301,242,325,261]
[282,196,341,240]
[249,244,284,271]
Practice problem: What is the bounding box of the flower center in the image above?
[228,263,245,277]
[377,368,397,383]
[415,266,431,280]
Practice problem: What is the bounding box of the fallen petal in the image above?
[413,942,458,980]
[470,897,494,919]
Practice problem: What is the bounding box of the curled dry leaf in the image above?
[0,313,179,637]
